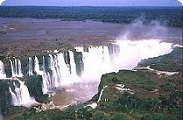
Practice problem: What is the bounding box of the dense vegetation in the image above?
[0,80,13,116]
[0,6,182,27]
[24,75,49,103]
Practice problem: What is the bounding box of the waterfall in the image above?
[49,54,60,88]
[34,56,42,75]
[9,79,36,107]
[18,60,23,76]
[41,56,48,94]
[42,71,50,94]
[31,56,50,94]
[2,39,174,96]
[79,46,112,80]
[0,39,178,112]
[10,59,14,77]
[101,46,111,73]
[9,87,18,105]
[97,85,108,103]
[40,51,81,93]
[113,39,173,71]
[28,57,33,75]
[0,60,6,79]
[57,53,72,85]
[10,58,23,77]
[69,51,77,77]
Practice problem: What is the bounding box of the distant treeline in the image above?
[0,6,182,27]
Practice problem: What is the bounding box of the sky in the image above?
[0,0,182,6]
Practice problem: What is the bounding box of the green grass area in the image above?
[100,70,155,92]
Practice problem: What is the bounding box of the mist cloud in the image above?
[178,0,183,4]
[0,0,5,5]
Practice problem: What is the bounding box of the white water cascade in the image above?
[28,57,33,75]
[49,54,60,88]
[74,40,173,82]
[112,39,173,71]
[10,58,23,77]
[0,59,36,108]
[56,53,73,85]
[25,39,174,94]
[41,56,49,94]
[0,60,6,79]
[80,46,111,81]
[0,39,177,108]
[34,56,42,75]
[40,52,80,93]
[9,79,36,107]
[69,51,77,77]
[97,85,108,103]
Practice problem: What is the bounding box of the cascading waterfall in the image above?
[41,51,83,93]
[9,86,19,106]
[42,71,50,94]
[101,46,111,73]
[18,60,23,76]
[9,79,36,107]
[0,39,178,112]
[40,52,80,93]
[0,60,6,79]
[80,46,111,80]
[34,56,42,75]
[28,57,33,75]
[26,39,174,94]
[69,51,77,78]
[97,85,108,103]
[0,58,36,108]
[49,54,60,88]
[1,39,175,96]
[56,53,71,85]
[42,56,49,94]
[10,58,23,77]
[112,39,173,70]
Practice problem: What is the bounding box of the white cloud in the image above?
[0,0,5,5]
[178,0,183,4]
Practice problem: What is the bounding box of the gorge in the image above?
[0,39,177,110]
